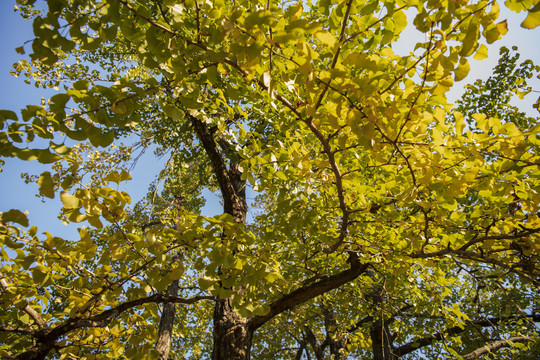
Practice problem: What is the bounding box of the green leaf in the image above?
[31,266,48,285]
[105,170,132,184]
[163,104,184,121]
[38,171,55,199]
[244,10,274,29]
[1,209,29,227]
[36,149,61,164]
[168,265,184,281]
[0,110,18,122]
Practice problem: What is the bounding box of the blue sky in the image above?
[0,2,177,239]
[0,1,538,240]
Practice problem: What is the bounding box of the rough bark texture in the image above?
[210,157,250,359]
[370,318,397,360]
[212,299,253,360]
[155,280,180,360]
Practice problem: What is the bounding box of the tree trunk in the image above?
[155,280,179,360]
[304,327,325,360]
[370,318,397,360]
[323,308,347,360]
[212,299,253,360]
[191,116,251,359]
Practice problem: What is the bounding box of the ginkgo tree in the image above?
[1,0,540,359]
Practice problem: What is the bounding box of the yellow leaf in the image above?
[521,3,540,29]
[314,30,337,48]
[454,58,470,81]
[497,19,509,35]
[298,61,312,74]
[438,75,454,87]
[473,44,488,60]
[60,192,79,209]
[460,19,479,56]
[484,20,507,44]
[472,113,488,132]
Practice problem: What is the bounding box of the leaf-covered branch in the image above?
[462,336,531,360]
[395,314,540,356]
[249,261,370,330]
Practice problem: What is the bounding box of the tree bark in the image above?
[155,280,179,360]
[210,157,251,359]
[304,327,325,360]
[212,299,253,360]
[370,318,397,360]
[192,116,251,359]
[323,307,347,360]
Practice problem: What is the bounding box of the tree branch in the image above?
[0,326,35,335]
[248,261,369,330]
[395,314,540,357]
[0,278,48,330]
[462,336,531,360]
[190,115,245,221]
[14,294,213,360]
[409,247,540,286]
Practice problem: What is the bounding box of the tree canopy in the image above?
[1,0,540,359]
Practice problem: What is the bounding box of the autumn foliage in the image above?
[1,0,540,359]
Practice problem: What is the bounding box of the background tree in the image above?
[1,0,539,359]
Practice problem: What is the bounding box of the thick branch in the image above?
[0,326,35,335]
[190,115,246,221]
[248,261,369,330]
